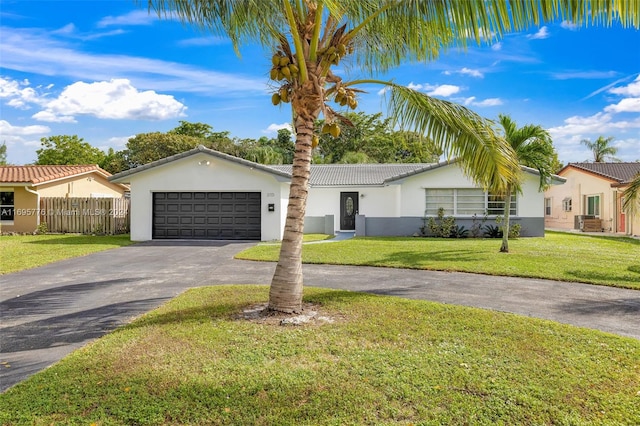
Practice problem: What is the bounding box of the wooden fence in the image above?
[39,197,130,235]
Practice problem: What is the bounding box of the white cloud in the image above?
[0,120,50,136]
[406,82,461,97]
[1,26,266,96]
[262,123,293,134]
[377,87,390,96]
[463,97,503,107]
[604,97,640,113]
[107,135,134,147]
[97,10,155,28]
[0,77,47,109]
[33,79,187,122]
[426,84,460,97]
[491,42,502,51]
[459,67,484,78]
[560,21,579,30]
[608,75,640,96]
[527,26,550,40]
[177,36,230,47]
[0,120,50,162]
[551,70,619,80]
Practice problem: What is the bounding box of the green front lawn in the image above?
[0,234,135,274]
[237,231,640,290]
[1,285,638,425]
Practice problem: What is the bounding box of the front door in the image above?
[340,192,358,230]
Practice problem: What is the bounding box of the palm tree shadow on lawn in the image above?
[367,249,479,268]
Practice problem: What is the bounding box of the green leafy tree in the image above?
[496,114,556,253]
[0,143,7,165]
[124,132,205,168]
[581,136,620,162]
[100,148,129,174]
[148,0,638,313]
[35,135,106,166]
[170,120,215,138]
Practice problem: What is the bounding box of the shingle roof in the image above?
[564,162,640,184]
[269,163,440,186]
[0,165,113,184]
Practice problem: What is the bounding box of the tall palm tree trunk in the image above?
[269,86,320,313]
[500,186,512,253]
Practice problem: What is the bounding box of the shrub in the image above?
[421,207,458,238]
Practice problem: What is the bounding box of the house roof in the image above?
[109,145,291,183]
[110,145,565,187]
[0,164,124,186]
[269,163,443,186]
[561,162,640,184]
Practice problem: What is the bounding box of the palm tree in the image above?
[146,0,638,313]
[496,115,555,253]
[622,173,640,216]
[581,136,620,162]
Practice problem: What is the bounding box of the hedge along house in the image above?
[110,145,559,241]
[0,165,129,233]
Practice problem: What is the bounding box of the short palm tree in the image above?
[145,0,638,313]
[496,114,555,253]
[581,136,620,162]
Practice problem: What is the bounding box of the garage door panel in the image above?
[153,192,261,240]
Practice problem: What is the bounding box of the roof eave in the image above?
[109,145,292,183]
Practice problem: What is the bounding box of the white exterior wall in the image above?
[126,153,287,241]
[398,164,544,218]
[306,185,400,231]
[544,168,617,232]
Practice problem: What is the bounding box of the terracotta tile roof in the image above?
[565,162,640,184]
[0,165,110,184]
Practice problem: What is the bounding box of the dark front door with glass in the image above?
[340,192,358,230]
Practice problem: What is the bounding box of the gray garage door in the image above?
[153,192,261,240]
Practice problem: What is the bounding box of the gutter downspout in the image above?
[24,186,40,229]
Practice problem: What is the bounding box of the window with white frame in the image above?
[586,195,600,216]
[425,189,516,216]
[1,191,15,222]
[544,198,552,216]
[562,197,572,212]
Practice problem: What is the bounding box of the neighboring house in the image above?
[544,162,640,236]
[0,165,129,233]
[110,145,559,242]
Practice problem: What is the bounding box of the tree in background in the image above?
[0,143,7,165]
[496,114,556,253]
[581,136,620,162]
[149,0,637,313]
[314,112,441,164]
[35,135,106,166]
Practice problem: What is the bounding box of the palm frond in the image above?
[622,173,640,215]
[387,84,518,191]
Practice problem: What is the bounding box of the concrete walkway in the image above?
[1,240,638,392]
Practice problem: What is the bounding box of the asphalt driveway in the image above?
[1,240,639,392]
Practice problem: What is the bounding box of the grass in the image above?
[0,234,135,274]
[236,231,640,290]
[1,285,638,425]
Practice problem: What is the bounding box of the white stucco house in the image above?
[109,145,559,241]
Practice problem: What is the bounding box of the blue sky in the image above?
[1,1,639,166]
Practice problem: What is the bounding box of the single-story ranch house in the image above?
[110,145,562,241]
[1,165,128,233]
[544,162,640,236]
